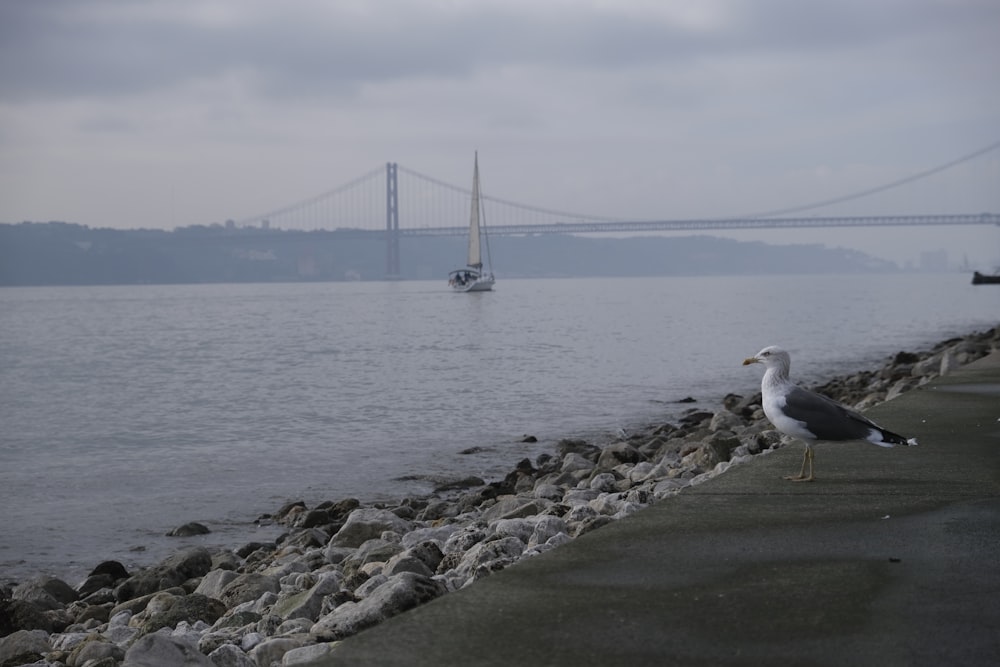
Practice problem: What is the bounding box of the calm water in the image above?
[1,274,997,582]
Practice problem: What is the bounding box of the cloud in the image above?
[6,0,992,103]
[0,0,997,267]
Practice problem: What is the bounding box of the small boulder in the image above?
[310,572,446,641]
[0,629,50,666]
[329,508,413,549]
[217,572,281,608]
[166,521,210,537]
[122,632,214,667]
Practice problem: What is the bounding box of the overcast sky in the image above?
[1,0,998,266]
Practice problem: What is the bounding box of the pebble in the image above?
[1,327,996,667]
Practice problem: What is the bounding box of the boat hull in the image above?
[459,277,495,292]
[972,271,1000,285]
[449,271,494,292]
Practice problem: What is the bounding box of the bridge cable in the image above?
[740,139,1000,219]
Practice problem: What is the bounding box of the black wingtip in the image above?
[881,429,914,446]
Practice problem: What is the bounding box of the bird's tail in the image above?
[879,428,917,447]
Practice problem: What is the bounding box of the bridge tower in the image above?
[385,162,400,279]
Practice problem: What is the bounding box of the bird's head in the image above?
[743,345,791,372]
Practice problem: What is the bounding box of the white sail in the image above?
[466,153,482,269]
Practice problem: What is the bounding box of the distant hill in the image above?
[0,221,898,286]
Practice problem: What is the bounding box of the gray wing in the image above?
[782,386,876,441]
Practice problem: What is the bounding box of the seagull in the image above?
[743,346,917,482]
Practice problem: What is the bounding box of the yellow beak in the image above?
[742,356,760,366]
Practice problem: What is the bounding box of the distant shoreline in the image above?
[0,220,917,286]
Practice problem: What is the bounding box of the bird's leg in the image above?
[784,445,815,482]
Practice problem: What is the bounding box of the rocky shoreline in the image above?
[3,326,997,667]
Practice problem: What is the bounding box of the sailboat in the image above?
[448,152,496,292]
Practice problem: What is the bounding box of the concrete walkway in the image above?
[322,352,1000,667]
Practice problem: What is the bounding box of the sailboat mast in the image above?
[466,152,483,270]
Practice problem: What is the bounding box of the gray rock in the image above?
[563,489,600,505]
[704,431,742,462]
[217,572,281,608]
[49,631,89,653]
[482,497,551,521]
[66,635,125,666]
[247,636,311,667]
[130,593,226,637]
[488,518,535,544]
[281,642,339,666]
[442,523,486,554]
[310,572,446,641]
[563,504,598,525]
[122,632,214,667]
[637,434,674,458]
[383,553,433,577]
[328,508,413,548]
[911,354,942,377]
[198,628,242,655]
[0,629,50,667]
[277,616,314,635]
[596,442,645,469]
[109,588,185,620]
[415,498,461,521]
[210,551,242,572]
[589,472,618,493]
[528,515,567,547]
[544,532,573,549]
[346,538,404,571]
[115,547,213,602]
[1,598,55,633]
[532,482,564,501]
[12,576,79,611]
[626,461,656,482]
[560,452,596,474]
[354,573,389,599]
[572,515,616,537]
[939,349,959,375]
[681,432,739,470]
[193,569,239,601]
[886,377,920,401]
[384,541,444,577]
[708,410,745,433]
[589,493,625,515]
[402,540,445,571]
[324,544,355,565]
[454,536,525,580]
[271,572,342,621]
[281,528,330,551]
[557,439,601,460]
[653,477,690,497]
[206,642,256,667]
[167,521,211,537]
[210,609,262,632]
[104,620,140,647]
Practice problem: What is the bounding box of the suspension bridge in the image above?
[231,145,1000,277]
